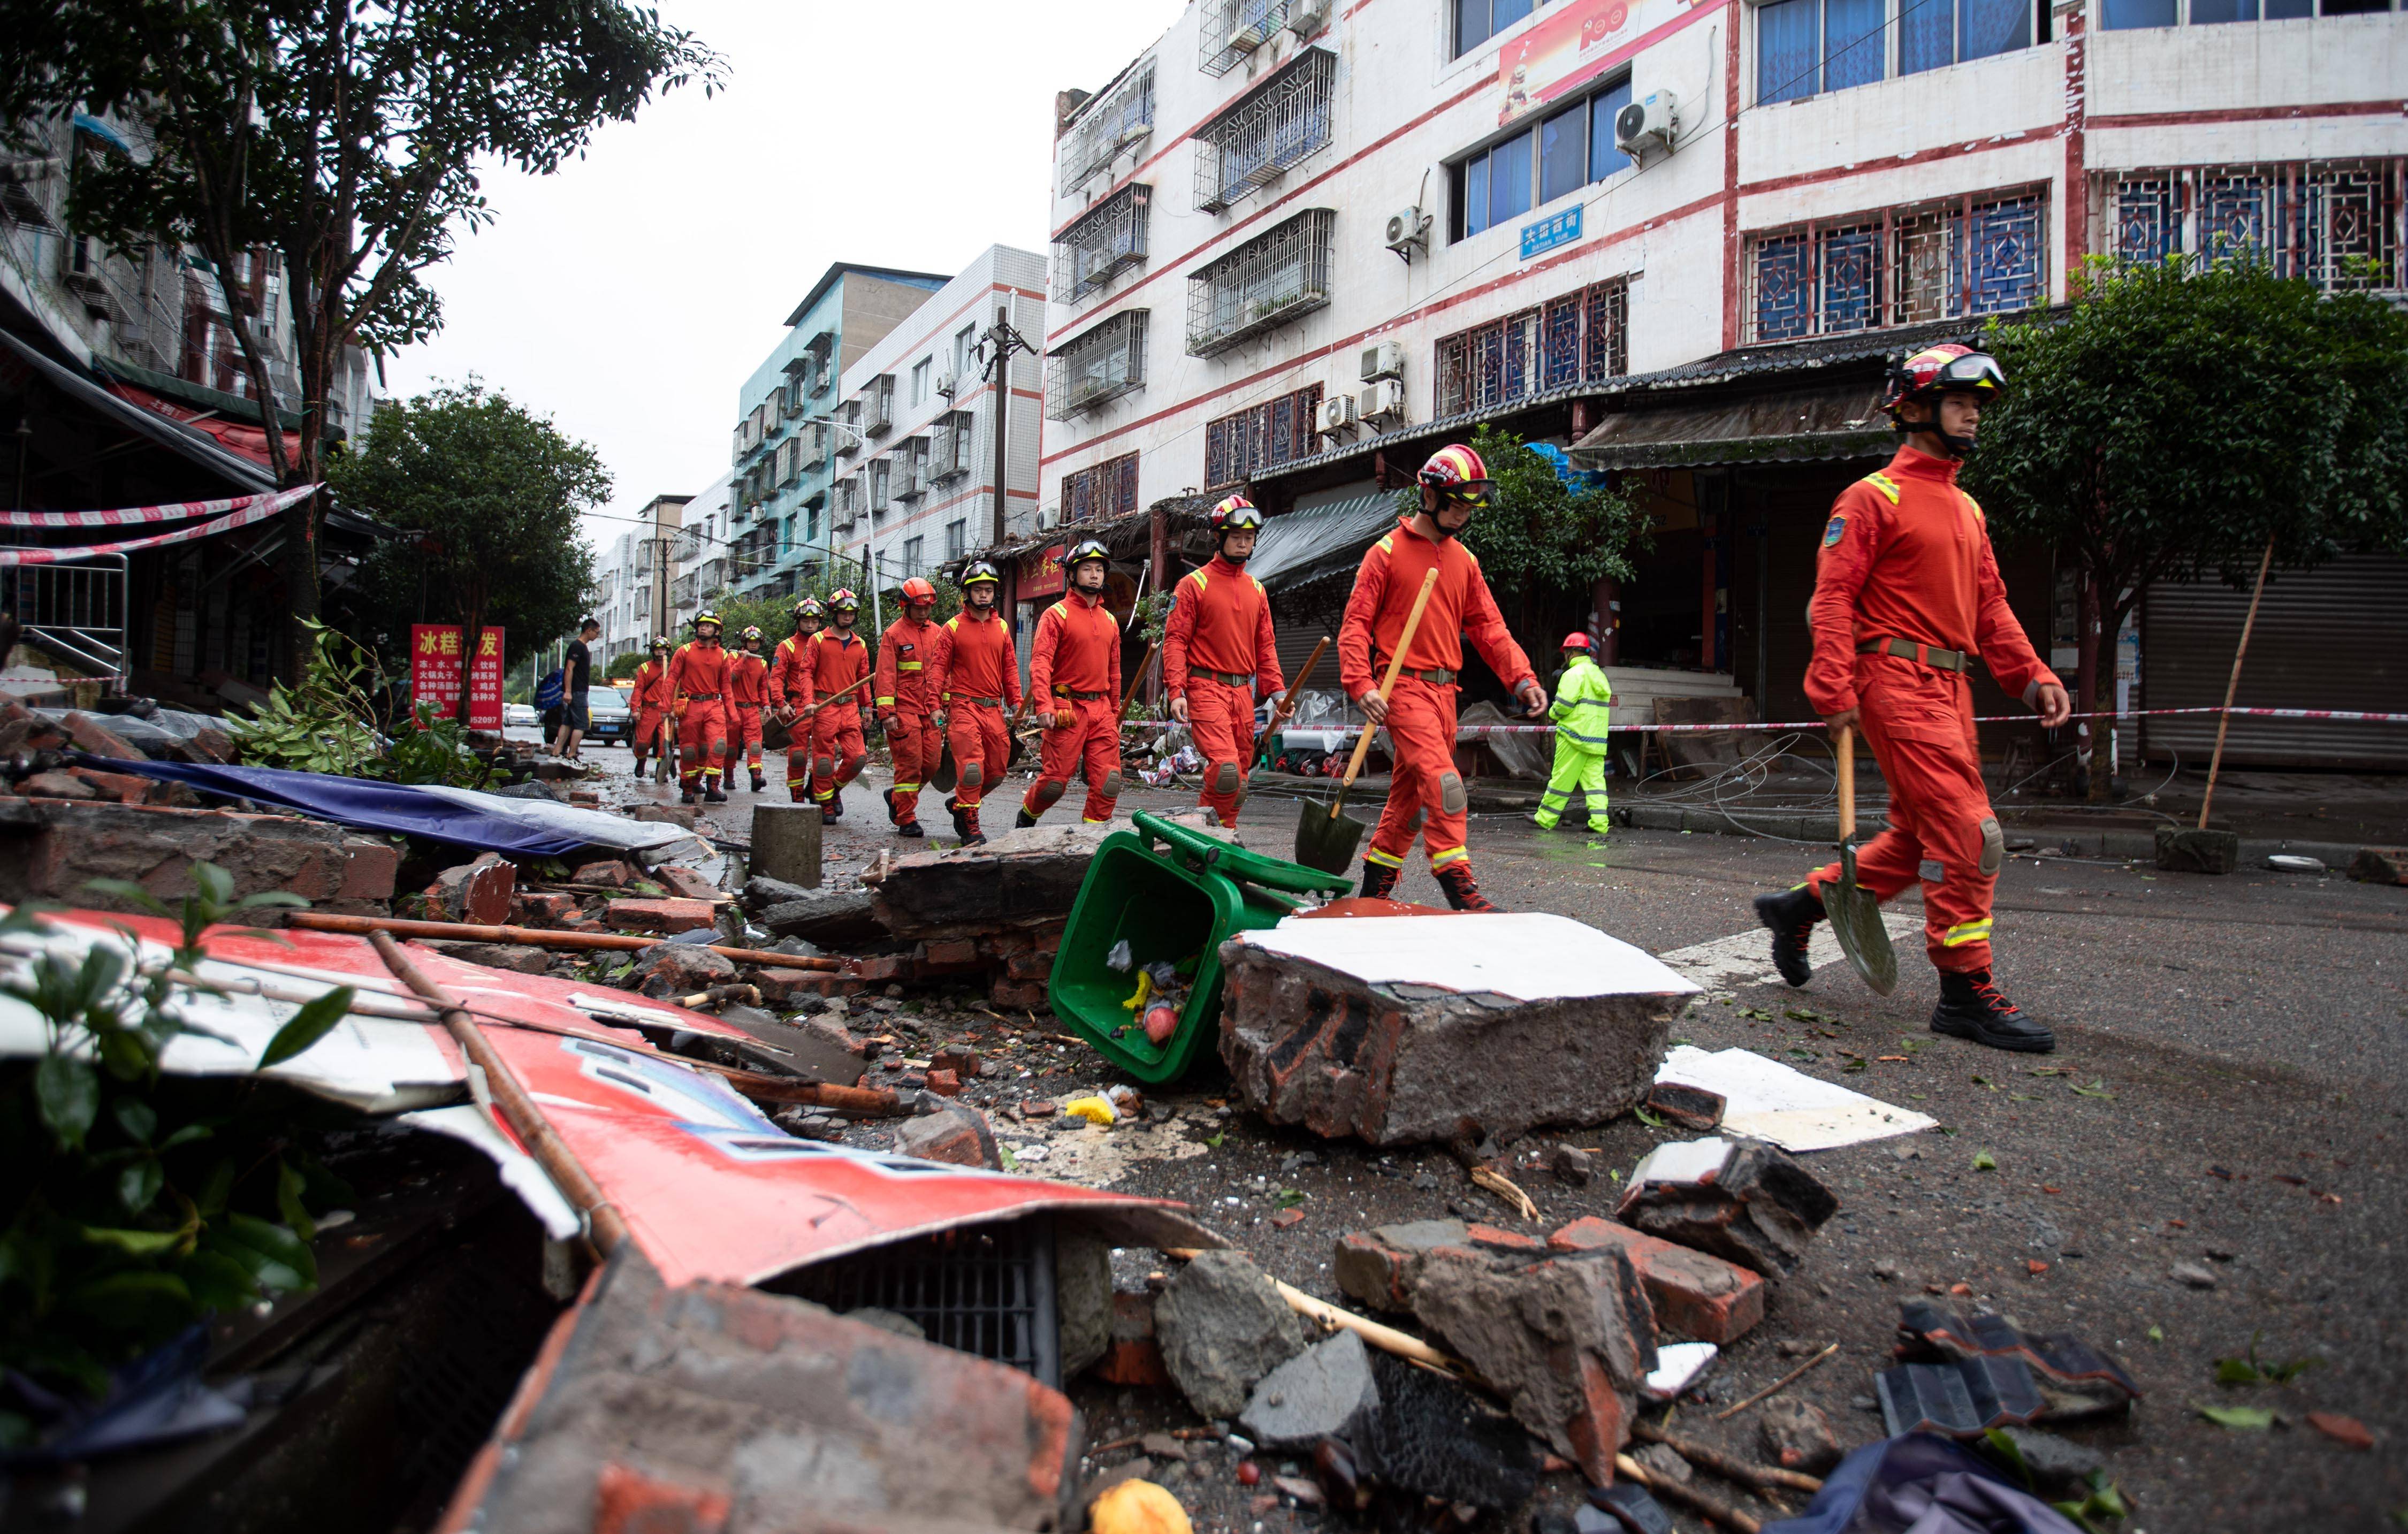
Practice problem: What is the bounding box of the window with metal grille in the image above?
[1204,385,1323,488]
[1053,185,1153,304]
[931,410,974,479]
[946,520,967,560]
[1744,187,2047,344]
[1187,208,1335,356]
[864,375,894,436]
[1060,64,1157,195]
[1047,310,1150,420]
[898,437,929,499]
[2099,162,2402,291]
[868,458,891,516]
[1451,76,1634,241]
[1195,49,1336,213]
[1434,277,1627,417]
[1202,0,1292,74]
[1061,453,1140,525]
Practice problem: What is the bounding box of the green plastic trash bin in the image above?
[1050,811,1354,1083]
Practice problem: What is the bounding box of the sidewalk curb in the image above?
[1609,803,2367,869]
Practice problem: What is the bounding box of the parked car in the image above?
[503,702,538,728]
[583,686,633,745]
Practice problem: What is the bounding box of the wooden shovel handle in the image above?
[1119,638,1161,721]
[1835,723,1855,842]
[1337,569,1441,800]
[1254,635,1330,772]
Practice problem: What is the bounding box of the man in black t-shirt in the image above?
[552,616,601,761]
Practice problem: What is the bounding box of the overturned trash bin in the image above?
[1052,812,1352,1083]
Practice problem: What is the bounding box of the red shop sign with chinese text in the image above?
[410,624,505,729]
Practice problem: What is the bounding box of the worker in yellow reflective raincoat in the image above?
[1532,632,1611,835]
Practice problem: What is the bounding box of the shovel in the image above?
[1293,569,1439,876]
[1824,724,1898,996]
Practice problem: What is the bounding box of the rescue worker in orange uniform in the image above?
[768,597,825,802]
[1338,445,1544,912]
[927,560,1019,846]
[805,589,872,823]
[628,636,672,779]
[729,625,771,793]
[667,610,733,804]
[875,576,942,838]
[1018,538,1124,828]
[1165,495,1286,828]
[1754,344,2071,1053]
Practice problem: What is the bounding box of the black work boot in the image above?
[885,788,903,826]
[947,797,971,842]
[1014,807,1039,830]
[750,770,767,793]
[679,788,697,806]
[1931,969,2055,1054]
[1434,862,1499,913]
[960,806,986,847]
[896,819,924,838]
[827,787,845,821]
[1359,859,1400,901]
[1754,886,1826,988]
[704,780,728,804]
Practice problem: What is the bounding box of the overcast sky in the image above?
[385,0,1186,556]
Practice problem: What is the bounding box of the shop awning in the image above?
[0,329,271,492]
[1568,380,1892,471]
[1248,491,1403,592]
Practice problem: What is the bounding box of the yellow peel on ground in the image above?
[1062,1095,1117,1125]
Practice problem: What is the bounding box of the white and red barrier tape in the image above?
[0,485,317,566]
[1110,704,2408,737]
[0,486,311,529]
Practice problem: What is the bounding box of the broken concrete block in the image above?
[426,851,516,925]
[1354,1349,1541,1512]
[574,859,638,887]
[632,943,737,999]
[1154,1250,1309,1420]
[893,1102,1002,1169]
[631,803,698,829]
[1645,1081,1726,1132]
[1239,1330,1380,1450]
[1333,1219,1473,1314]
[1616,1137,1839,1278]
[755,886,885,945]
[62,711,147,761]
[422,940,555,974]
[1056,1228,1112,1380]
[1408,1247,1657,1486]
[0,800,362,913]
[2154,826,2238,875]
[2349,846,2408,886]
[1545,1217,1766,1345]
[1218,911,1697,1147]
[605,896,717,934]
[867,818,1217,940]
[1094,1291,1170,1387]
[21,770,96,799]
[741,874,813,911]
[1758,1397,1844,1474]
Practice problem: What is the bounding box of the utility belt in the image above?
[1051,685,1108,701]
[1384,666,1457,686]
[732,699,762,709]
[955,696,1004,709]
[683,692,722,701]
[1196,669,1254,688]
[1857,637,1969,674]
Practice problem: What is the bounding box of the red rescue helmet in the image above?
[1882,344,2004,458]
[827,587,860,613]
[740,625,763,643]
[1209,494,1264,538]
[1560,632,1592,652]
[1418,444,1493,510]
[900,576,938,604]
[792,597,824,623]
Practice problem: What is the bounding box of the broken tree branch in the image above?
[1713,1342,1840,1422]
[1615,1453,1763,1533]
[1469,1165,1537,1221]
[287,912,842,970]
[1631,1420,1825,1493]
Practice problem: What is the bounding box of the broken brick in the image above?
[1332,1220,1476,1314]
[633,944,738,999]
[62,711,147,761]
[1465,1224,1544,1253]
[1645,1081,1727,1132]
[67,766,150,804]
[20,770,96,799]
[931,1047,981,1077]
[513,891,582,926]
[1545,1217,1766,1344]
[1005,949,1053,982]
[852,954,909,983]
[1018,1100,1056,1119]
[654,864,723,903]
[921,937,980,970]
[989,976,1048,1010]
[893,1102,1001,1168]
[573,859,637,887]
[591,1462,729,1534]
[1617,1136,1839,1277]
[1095,1292,1170,1388]
[605,896,717,934]
[2348,847,2408,886]
[428,852,518,926]
[925,1069,962,1096]
[337,838,400,902]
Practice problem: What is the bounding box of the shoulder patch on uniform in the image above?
[1823,515,1848,547]
[1375,535,1394,553]
[1250,576,1266,595]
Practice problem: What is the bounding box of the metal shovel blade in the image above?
[931,741,957,795]
[1823,840,1898,996]
[1292,788,1367,876]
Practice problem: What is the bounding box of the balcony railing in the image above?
[1187,209,1333,357]
[1053,184,1152,304]
[1058,64,1156,196]
[1202,0,1290,77]
[1047,310,1150,419]
[1194,49,1335,214]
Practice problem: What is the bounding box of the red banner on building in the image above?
[1019,543,1066,600]
[410,624,505,729]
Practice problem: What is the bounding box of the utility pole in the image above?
[978,303,1035,550]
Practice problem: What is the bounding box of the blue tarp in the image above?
[72,756,695,859]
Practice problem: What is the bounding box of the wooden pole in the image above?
[369,931,631,1255]
[1631,1421,1825,1494]
[1614,1453,1763,1532]
[1714,1342,1839,1421]
[1161,1248,1465,1374]
[288,912,841,970]
[2198,533,2276,832]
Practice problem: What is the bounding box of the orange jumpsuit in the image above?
[1338,518,1536,878]
[876,613,943,828]
[666,639,731,793]
[629,659,671,762]
[927,609,1020,817]
[806,628,871,810]
[767,632,817,800]
[1164,556,1283,827]
[1023,590,1124,825]
[728,648,769,777]
[1802,446,2056,974]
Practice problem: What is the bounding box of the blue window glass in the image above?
[2189,0,2255,18]
[2261,0,2312,14]
[1819,228,1881,331]
[1901,0,1956,72]
[1495,0,1535,32]
[1960,0,2031,58]
[1540,101,1588,204]
[2101,0,2176,21]
[1758,0,1820,103]
[1755,234,1813,339]
[1589,77,1633,177]
[1466,155,1491,236]
[1489,130,1534,228]
[1824,0,1886,88]
[1967,197,2045,315]
[1457,0,1486,55]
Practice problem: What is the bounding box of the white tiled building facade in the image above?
[1037,0,2405,513]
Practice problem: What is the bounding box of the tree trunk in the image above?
[2077,571,2106,802]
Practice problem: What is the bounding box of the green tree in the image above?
[1968,257,2408,797]
[605,650,647,682]
[333,382,606,721]
[0,0,720,674]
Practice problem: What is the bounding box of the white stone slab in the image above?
[1236,911,1700,1003]
[1655,1044,1936,1151]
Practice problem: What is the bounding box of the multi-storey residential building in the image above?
[827,247,1048,632]
[1039,0,2406,764]
[666,474,737,634]
[725,263,952,601]
[595,493,691,663]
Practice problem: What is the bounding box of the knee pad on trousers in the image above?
[1099,770,1122,798]
[959,762,984,790]
[1407,808,1427,835]
[1438,771,1467,815]
[708,742,727,760]
[1210,761,1240,795]
[1978,816,2003,875]
[842,752,868,777]
[813,755,834,776]
[1032,779,1065,809]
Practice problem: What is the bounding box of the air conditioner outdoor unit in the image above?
[1288,0,1332,35]
[1384,207,1431,260]
[1317,392,1358,434]
[1614,90,1678,158]
[1038,506,1060,531]
[1359,379,1407,423]
[1360,340,1405,383]
[936,371,958,398]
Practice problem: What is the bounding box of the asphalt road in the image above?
[581,743,2408,1532]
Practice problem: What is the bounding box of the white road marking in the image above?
[1659,911,1922,997]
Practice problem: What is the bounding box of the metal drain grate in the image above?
[781,1215,1060,1386]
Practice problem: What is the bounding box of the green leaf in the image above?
[2146,1325,2164,1344]
[2071,1079,2115,1099]
[81,879,172,916]
[258,986,355,1069]
[191,862,233,910]
[35,1054,100,1149]
[118,1158,164,1216]
[2196,1403,2275,1430]
[80,1224,182,1257]
[219,1212,316,1291]
[1972,1150,1998,1171]
[65,1270,194,1332]
[176,1249,263,1311]
[1981,1428,2034,1491]
[1633,1104,1666,1129]
[159,1123,214,1151]
[113,1097,158,1146]
[235,890,310,911]
[275,1158,316,1242]
[196,1156,237,1218]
